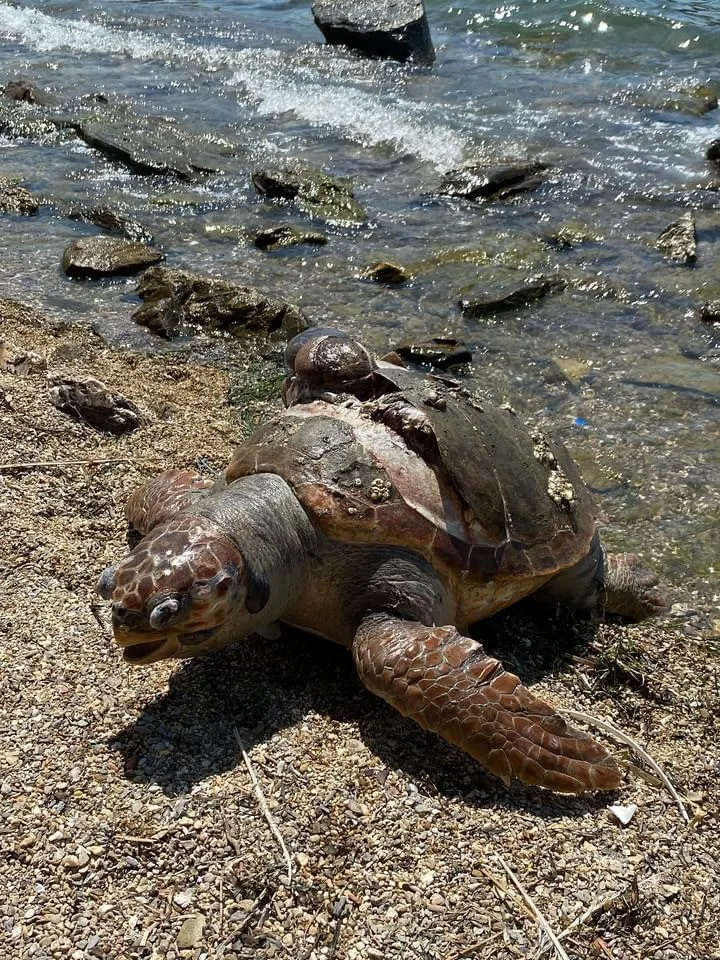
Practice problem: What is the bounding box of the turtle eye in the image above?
[149,596,181,629]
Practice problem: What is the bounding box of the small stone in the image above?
[395,337,471,370]
[361,260,408,284]
[656,212,696,264]
[0,175,40,215]
[252,225,327,251]
[608,803,638,826]
[48,375,145,434]
[176,915,204,950]
[61,854,81,871]
[173,889,194,909]
[312,0,435,65]
[699,300,720,324]
[706,138,720,163]
[439,161,549,201]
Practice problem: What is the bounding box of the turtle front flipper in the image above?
[125,468,214,539]
[353,614,621,795]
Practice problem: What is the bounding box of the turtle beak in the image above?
[120,636,181,664]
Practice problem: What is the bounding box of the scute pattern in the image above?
[353,617,621,794]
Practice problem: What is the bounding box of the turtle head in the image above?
[97,515,270,665]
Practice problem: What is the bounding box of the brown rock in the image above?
[61,237,164,278]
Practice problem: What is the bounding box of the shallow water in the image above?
[0,1,717,600]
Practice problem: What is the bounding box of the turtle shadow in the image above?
[108,608,614,818]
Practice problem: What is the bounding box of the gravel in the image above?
[1,302,718,960]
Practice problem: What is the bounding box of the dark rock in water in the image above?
[699,300,720,324]
[312,0,434,65]
[252,165,366,224]
[63,116,229,181]
[252,225,328,251]
[3,80,54,106]
[132,266,308,340]
[460,275,566,317]
[61,237,165,278]
[706,139,720,164]
[0,176,40,215]
[361,260,409,284]
[656,212,696,264]
[395,337,471,369]
[68,206,153,244]
[48,376,144,434]
[438,161,549,202]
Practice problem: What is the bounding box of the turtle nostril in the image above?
[112,603,133,627]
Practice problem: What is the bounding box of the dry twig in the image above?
[0,456,161,471]
[491,854,570,960]
[233,725,294,887]
[564,709,690,823]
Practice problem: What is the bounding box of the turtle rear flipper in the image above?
[353,614,621,794]
[125,467,214,542]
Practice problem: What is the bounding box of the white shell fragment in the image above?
[608,803,638,826]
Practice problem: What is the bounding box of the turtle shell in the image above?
[222,369,597,620]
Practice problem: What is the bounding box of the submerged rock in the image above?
[361,260,409,284]
[0,176,40,215]
[656,212,696,264]
[68,205,153,244]
[132,266,308,340]
[252,165,366,225]
[252,224,328,251]
[48,375,144,434]
[64,116,232,181]
[62,237,165,278]
[312,0,434,65]
[438,161,549,202]
[3,80,54,106]
[699,300,720,324]
[395,337,471,369]
[460,275,566,317]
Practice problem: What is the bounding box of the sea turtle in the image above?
[97,328,668,794]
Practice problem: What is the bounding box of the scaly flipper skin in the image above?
[603,553,669,621]
[125,467,214,536]
[353,614,622,794]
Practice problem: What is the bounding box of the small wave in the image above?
[0,3,466,169]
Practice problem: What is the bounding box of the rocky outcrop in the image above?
[0,176,40,215]
[460,275,566,316]
[395,337,471,369]
[656,212,696,264]
[67,206,153,244]
[48,375,144,434]
[252,165,366,225]
[3,80,54,106]
[132,266,308,340]
[61,237,165,278]
[361,260,409,284]
[252,225,328,251]
[312,0,434,64]
[438,161,549,201]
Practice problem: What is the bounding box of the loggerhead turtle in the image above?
[97,328,668,794]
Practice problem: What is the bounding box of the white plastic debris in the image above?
[608,803,638,826]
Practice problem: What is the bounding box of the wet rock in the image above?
[706,139,720,164]
[0,176,40,215]
[67,206,153,244]
[61,237,165,279]
[64,116,232,181]
[312,0,435,65]
[438,161,549,201]
[699,300,720,324]
[132,266,308,340]
[630,83,718,117]
[48,376,145,434]
[656,212,696,264]
[252,224,328,251]
[395,337,471,369]
[460,275,566,317]
[3,80,53,106]
[361,260,409,284]
[252,165,366,225]
[0,99,60,141]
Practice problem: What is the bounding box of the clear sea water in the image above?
[0,1,717,604]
